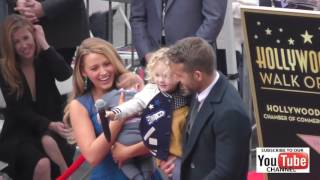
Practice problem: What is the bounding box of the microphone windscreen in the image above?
[95,99,111,142]
[95,99,106,111]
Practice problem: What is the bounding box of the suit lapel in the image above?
[183,73,228,159]
[166,0,175,12]
[154,0,162,19]
[183,102,214,157]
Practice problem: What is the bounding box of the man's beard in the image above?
[178,82,192,96]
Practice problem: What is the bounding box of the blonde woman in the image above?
[0,14,73,180]
[64,37,161,180]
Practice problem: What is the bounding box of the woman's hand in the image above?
[33,25,49,50]
[111,142,131,167]
[49,121,72,139]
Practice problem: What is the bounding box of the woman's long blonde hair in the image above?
[63,37,127,125]
[0,14,40,98]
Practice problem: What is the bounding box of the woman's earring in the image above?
[84,77,88,90]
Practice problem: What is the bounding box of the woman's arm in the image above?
[34,25,72,81]
[111,142,150,167]
[69,99,123,166]
[38,47,72,81]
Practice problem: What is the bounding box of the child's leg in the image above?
[41,135,68,174]
[138,156,155,180]
[121,159,144,180]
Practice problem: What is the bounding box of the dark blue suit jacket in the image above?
[181,73,251,180]
[130,0,227,59]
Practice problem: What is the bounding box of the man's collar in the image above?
[196,71,219,102]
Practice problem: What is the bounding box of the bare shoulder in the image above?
[69,99,87,116]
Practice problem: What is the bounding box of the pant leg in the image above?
[121,159,144,180]
[172,158,181,180]
[137,156,155,180]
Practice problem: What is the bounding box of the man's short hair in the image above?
[166,37,216,74]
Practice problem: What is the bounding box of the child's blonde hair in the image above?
[145,48,170,83]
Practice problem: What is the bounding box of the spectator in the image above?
[167,37,252,180]
[8,0,90,64]
[130,0,228,65]
[0,14,74,180]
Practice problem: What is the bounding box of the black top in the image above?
[0,47,72,142]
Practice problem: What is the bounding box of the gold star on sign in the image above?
[301,30,313,44]
[265,28,272,35]
[288,38,295,45]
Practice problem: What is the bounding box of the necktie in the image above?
[186,98,200,136]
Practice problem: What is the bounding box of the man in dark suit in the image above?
[167,37,252,180]
[130,0,227,64]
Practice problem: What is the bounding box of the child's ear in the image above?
[135,83,142,91]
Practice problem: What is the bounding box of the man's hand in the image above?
[159,155,176,177]
[29,0,44,18]
[15,0,38,23]
[15,0,43,23]
[144,52,153,63]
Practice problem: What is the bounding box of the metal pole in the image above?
[124,3,128,46]
[108,1,113,43]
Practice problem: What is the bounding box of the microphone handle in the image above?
[99,110,111,142]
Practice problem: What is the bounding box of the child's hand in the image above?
[105,111,116,121]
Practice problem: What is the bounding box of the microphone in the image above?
[95,99,111,142]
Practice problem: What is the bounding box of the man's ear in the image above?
[193,70,203,82]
